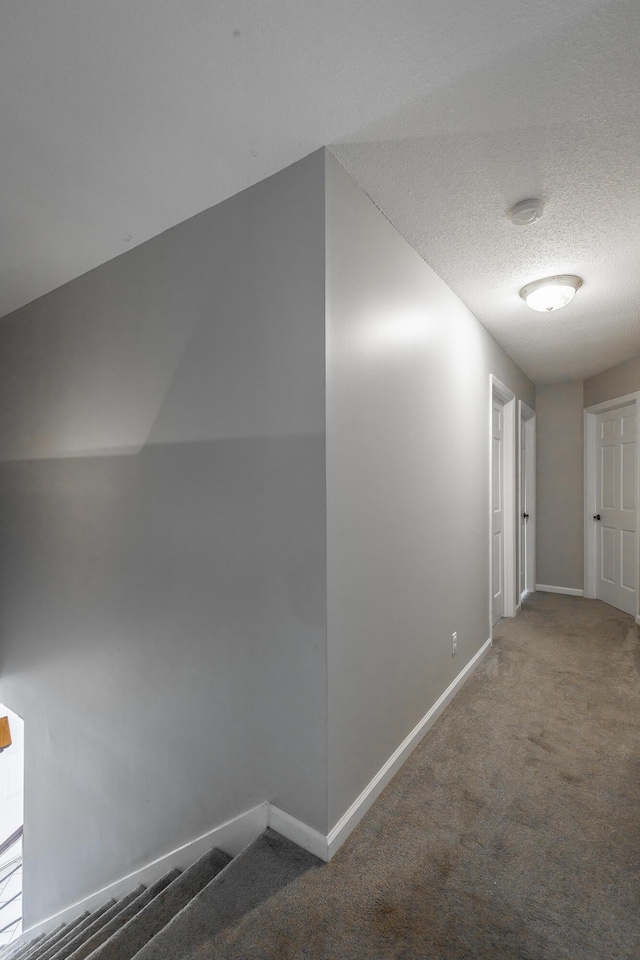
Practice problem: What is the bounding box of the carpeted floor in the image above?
[202,593,640,959]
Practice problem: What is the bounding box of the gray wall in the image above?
[584,352,640,407]
[0,152,328,924]
[535,354,640,597]
[535,382,584,591]
[324,152,535,828]
[0,146,540,922]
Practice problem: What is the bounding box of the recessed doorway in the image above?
[490,376,517,629]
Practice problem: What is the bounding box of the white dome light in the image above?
[519,275,582,312]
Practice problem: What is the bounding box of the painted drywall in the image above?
[0,144,540,921]
[0,152,328,924]
[535,382,585,592]
[324,152,535,828]
[584,352,640,407]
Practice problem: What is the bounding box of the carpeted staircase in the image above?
[0,830,321,960]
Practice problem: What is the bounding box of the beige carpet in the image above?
[201,593,640,959]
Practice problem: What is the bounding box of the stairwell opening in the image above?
[0,703,24,948]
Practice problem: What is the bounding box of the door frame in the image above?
[518,401,536,605]
[584,391,640,624]
[490,376,517,630]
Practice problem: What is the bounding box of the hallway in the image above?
[201,593,640,959]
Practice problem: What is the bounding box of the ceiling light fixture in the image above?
[510,198,544,226]
[519,275,582,312]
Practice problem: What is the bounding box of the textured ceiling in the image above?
[2,0,639,383]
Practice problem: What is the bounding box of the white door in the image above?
[595,403,637,615]
[492,396,504,624]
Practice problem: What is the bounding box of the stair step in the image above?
[15,923,68,960]
[0,942,29,960]
[35,903,116,960]
[20,916,91,960]
[0,937,38,960]
[0,930,48,960]
[46,888,145,960]
[64,870,179,960]
[131,830,321,960]
[84,848,231,960]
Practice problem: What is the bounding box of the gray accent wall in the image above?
[324,152,534,828]
[0,152,328,924]
[0,147,537,926]
[535,382,585,591]
[584,353,640,407]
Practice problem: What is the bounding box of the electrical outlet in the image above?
[452,631,457,656]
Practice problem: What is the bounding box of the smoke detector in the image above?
[510,199,544,226]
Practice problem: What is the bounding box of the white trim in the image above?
[324,636,492,860]
[584,406,597,600]
[270,639,493,863]
[536,584,584,597]
[584,392,639,414]
[490,376,517,628]
[519,401,536,597]
[584,392,640,619]
[636,615,640,626]
[22,804,267,940]
[267,806,328,862]
[23,637,495,935]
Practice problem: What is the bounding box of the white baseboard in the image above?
[328,636,491,860]
[24,638,494,937]
[268,639,493,863]
[635,615,640,626]
[536,584,584,597]
[267,806,328,861]
[23,803,268,940]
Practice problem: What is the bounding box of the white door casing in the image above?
[490,376,516,631]
[519,401,536,601]
[584,393,640,621]
[492,395,504,624]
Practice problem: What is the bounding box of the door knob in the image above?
[593,514,601,520]
[523,513,529,520]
